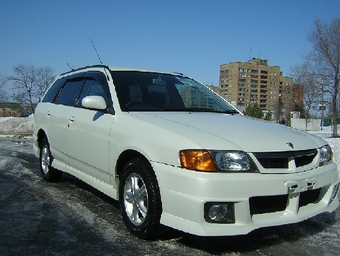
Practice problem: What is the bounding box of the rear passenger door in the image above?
[44,76,84,162]
[66,71,114,184]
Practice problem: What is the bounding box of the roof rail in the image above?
[60,64,110,76]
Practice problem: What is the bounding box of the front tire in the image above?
[39,138,62,182]
[119,158,162,240]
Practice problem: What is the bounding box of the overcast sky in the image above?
[1,0,339,86]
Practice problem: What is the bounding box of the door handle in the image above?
[68,116,76,122]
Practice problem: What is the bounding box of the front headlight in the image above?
[179,150,257,172]
[319,145,333,166]
[211,151,253,172]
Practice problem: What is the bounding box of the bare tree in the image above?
[36,66,55,102]
[8,64,55,114]
[292,63,320,129]
[307,18,340,137]
[282,83,294,124]
[0,74,8,102]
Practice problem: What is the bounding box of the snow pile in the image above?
[0,116,35,135]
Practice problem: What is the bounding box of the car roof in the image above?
[60,64,180,77]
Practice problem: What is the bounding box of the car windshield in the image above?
[111,71,238,113]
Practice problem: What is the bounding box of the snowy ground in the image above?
[1,117,340,255]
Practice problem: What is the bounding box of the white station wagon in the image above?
[33,65,339,239]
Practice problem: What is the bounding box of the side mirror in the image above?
[82,96,107,110]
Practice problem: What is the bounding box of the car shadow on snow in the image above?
[162,210,338,254]
[14,149,123,226]
[59,173,121,210]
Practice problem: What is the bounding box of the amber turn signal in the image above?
[179,150,218,172]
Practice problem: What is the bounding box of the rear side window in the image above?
[55,79,84,106]
[42,77,66,103]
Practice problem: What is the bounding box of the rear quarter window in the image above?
[42,77,66,103]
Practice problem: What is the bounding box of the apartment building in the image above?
[217,58,294,120]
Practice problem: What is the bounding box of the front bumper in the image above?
[154,161,339,236]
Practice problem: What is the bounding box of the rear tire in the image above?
[119,158,163,240]
[39,138,62,182]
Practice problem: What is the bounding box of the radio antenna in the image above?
[66,63,74,70]
[90,38,110,82]
[90,38,103,64]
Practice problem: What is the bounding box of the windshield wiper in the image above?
[153,107,239,114]
[159,108,239,114]
[223,109,239,114]
[183,108,239,114]
[184,107,219,112]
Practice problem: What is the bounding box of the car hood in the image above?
[128,112,326,152]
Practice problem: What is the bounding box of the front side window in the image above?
[55,79,84,106]
[77,78,110,107]
[111,71,237,113]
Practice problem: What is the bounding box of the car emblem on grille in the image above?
[286,142,294,149]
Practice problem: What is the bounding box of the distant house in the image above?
[0,102,22,117]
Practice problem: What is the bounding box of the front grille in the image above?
[299,188,321,207]
[295,154,316,167]
[249,188,321,216]
[254,149,317,169]
[257,158,288,169]
[249,194,288,215]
